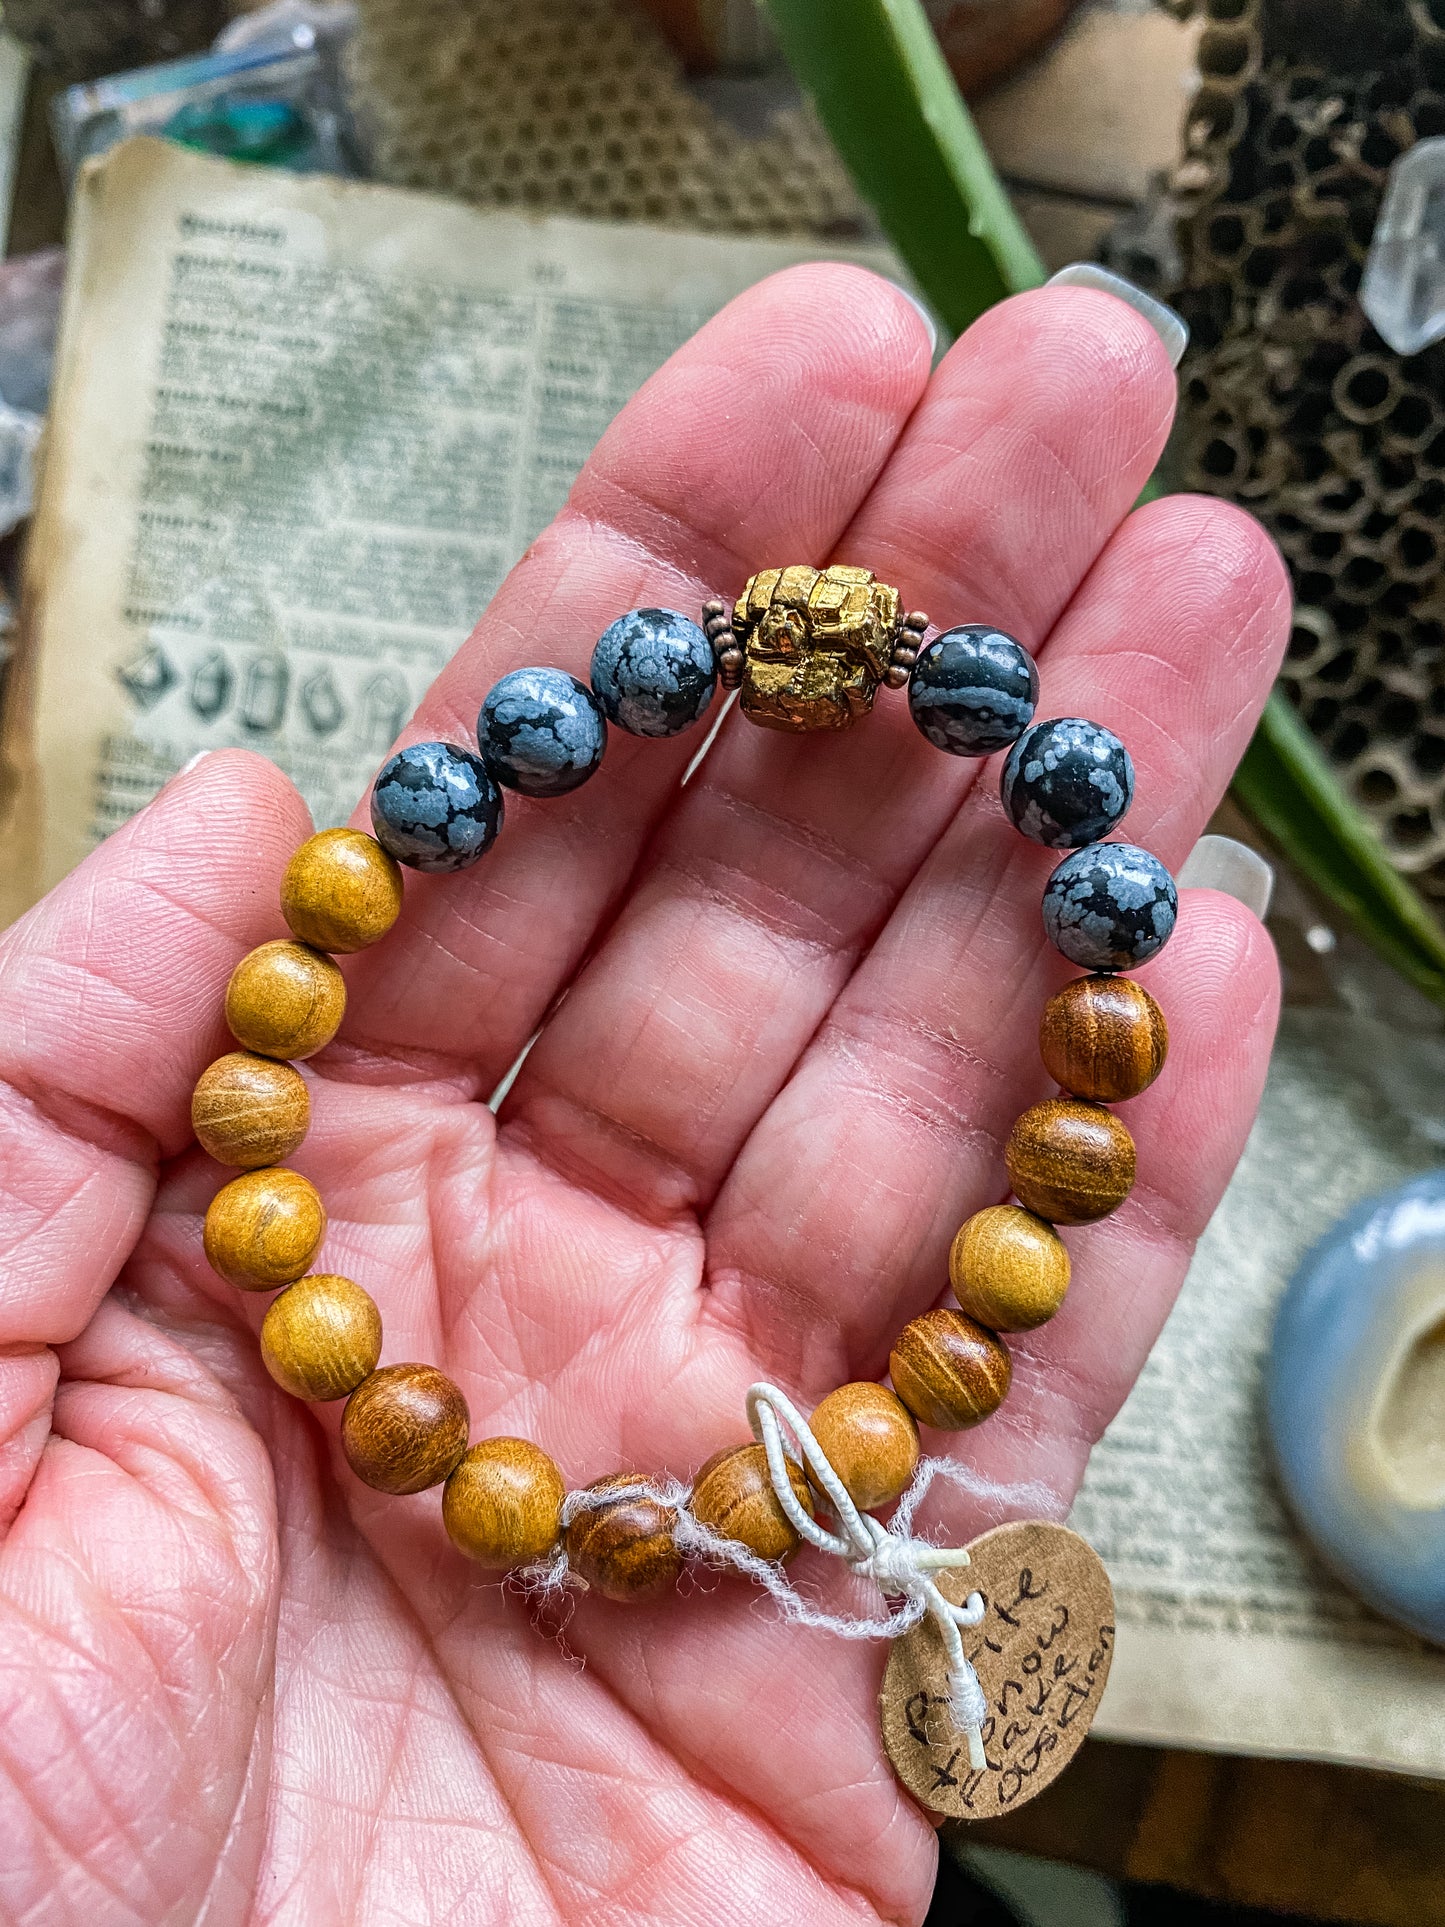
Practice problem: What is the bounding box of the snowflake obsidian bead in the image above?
[590,607,716,738]
[1042,842,1178,971]
[370,741,504,873]
[1000,717,1135,849]
[908,625,1039,756]
[478,666,607,797]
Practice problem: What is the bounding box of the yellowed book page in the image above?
[19,136,895,899]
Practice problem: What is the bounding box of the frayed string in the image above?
[520,1388,1057,1774]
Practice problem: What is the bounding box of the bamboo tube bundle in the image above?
[1115,0,1445,904]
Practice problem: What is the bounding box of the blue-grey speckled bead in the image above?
[1268,1171,1445,1643]
[1001,716,1135,848]
[590,607,716,739]
[908,625,1039,756]
[370,741,503,873]
[1042,842,1177,971]
[477,666,607,798]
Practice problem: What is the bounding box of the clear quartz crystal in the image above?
[1361,137,1445,356]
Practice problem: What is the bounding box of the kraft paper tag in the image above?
[879,1520,1115,1820]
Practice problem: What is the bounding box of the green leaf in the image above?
[1233,692,1445,1002]
[768,0,1445,1003]
[761,0,1044,331]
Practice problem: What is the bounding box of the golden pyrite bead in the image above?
[731,564,901,732]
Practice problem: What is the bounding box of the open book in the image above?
[12,135,1445,1783]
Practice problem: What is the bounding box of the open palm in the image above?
[0,270,1288,1926]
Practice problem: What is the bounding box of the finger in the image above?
[338,265,935,1079]
[0,750,312,1345]
[498,288,1178,1215]
[705,491,1290,1380]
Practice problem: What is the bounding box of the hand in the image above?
[0,269,1288,1926]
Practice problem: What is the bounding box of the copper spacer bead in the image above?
[903,610,930,632]
[884,663,912,689]
[701,599,728,622]
[719,647,745,690]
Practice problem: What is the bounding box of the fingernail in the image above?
[1178,833,1275,920]
[887,281,939,356]
[1045,263,1189,369]
[177,750,211,776]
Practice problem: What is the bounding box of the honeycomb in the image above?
[348,0,866,237]
[1110,0,1445,905]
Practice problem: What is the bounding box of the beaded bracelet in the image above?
[194,564,1176,1816]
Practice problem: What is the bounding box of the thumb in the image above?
[0,750,312,1346]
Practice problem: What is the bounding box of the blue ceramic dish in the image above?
[1267,1170,1445,1644]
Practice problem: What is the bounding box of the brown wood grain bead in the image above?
[890,1309,1012,1431]
[341,1363,469,1494]
[192,1051,309,1168]
[1006,1097,1136,1225]
[1040,974,1168,1103]
[261,1273,382,1401]
[690,1443,813,1562]
[563,1474,682,1602]
[949,1204,1070,1332]
[204,1166,326,1290]
[443,1438,566,1569]
[808,1383,919,1511]
[224,939,346,1061]
[281,828,404,953]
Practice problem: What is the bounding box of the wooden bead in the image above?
[341,1363,469,1494]
[225,939,346,1061]
[949,1205,1070,1332]
[1040,974,1168,1103]
[690,1443,813,1562]
[1006,1097,1136,1225]
[281,828,404,953]
[808,1383,919,1511]
[563,1474,682,1602]
[192,1051,309,1169]
[890,1309,1012,1431]
[443,1438,566,1569]
[204,1166,326,1290]
[261,1274,382,1401]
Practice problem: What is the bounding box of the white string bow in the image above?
[745,1382,990,1772]
[543,1382,994,1771]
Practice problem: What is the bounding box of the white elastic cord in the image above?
[747,1382,988,1771]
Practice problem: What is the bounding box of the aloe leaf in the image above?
[1233,692,1445,1001]
[761,0,1044,331]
